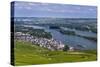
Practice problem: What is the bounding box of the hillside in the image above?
[15,40,97,66]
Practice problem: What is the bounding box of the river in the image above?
[23,25,97,50]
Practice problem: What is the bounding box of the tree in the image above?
[63,45,69,51]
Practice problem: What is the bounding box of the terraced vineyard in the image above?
[15,40,97,66]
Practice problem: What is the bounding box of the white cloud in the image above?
[75,7,81,10]
[25,6,32,10]
[39,3,50,6]
[88,8,95,11]
[17,6,23,9]
[28,2,38,6]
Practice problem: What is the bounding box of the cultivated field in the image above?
[15,40,97,66]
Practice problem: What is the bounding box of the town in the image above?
[15,32,65,51]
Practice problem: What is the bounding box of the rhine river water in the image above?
[24,25,97,50]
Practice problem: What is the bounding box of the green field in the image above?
[14,40,97,66]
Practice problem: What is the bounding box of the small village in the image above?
[15,32,66,51]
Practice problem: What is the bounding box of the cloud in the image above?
[28,2,37,6]
[75,7,81,10]
[88,8,96,11]
[31,6,78,13]
[38,3,50,6]
[25,6,32,10]
[17,6,23,9]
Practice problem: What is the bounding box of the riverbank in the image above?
[15,32,65,51]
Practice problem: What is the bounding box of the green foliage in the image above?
[29,29,52,39]
[63,45,69,51]
[15,25,52,39]
[60,30,75,35]
[14,40,97,66]
[77,35,97,42]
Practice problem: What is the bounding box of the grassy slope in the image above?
[15,40,97,66]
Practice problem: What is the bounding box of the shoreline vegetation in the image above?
[59,28,97,42]
[59,30,75,35]
[15,26,52,39]
[77,35,97,42]
[14,40,97,66]
[48,25,97,42]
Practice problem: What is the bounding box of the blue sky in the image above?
[13,1,97,18]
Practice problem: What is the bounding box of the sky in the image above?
[12,1,97,18]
